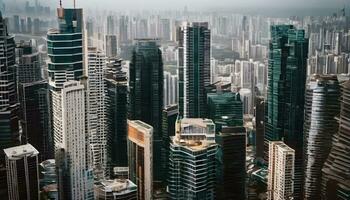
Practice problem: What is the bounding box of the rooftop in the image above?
[4,143,39,160]
[95,179,137,195]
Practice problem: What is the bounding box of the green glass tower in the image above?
[207,92,243,132]
[128,39,163,186]
[264,25,308,200]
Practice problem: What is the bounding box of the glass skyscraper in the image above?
[128,39,163,186]
[264,25,308,199]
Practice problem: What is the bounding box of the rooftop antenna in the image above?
[73,0,76,9]
[59,0,62,8]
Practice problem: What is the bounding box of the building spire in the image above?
[59,0,62,8]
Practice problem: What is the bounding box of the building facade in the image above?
[178,22,211,118]
[268,141,295,200]
[168,118,217,200]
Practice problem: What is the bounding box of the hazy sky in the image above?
[60,0,347,11]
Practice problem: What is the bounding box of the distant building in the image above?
[127,120,153,200]
[16,40,41,84]
[216,127,246,199]
[168,118,217,200]
[105,35,117,58]
[178,22,211,118]
[267,141,295,200]
[95,179,137,200]
[4,144,40,200]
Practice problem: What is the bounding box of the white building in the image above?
[87,47,108,178]
[163,71,178,107]
[268,141,295,200]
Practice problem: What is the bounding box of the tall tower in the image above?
[128,39,163,185]
[127,120,153,200]
[168,118,217,200]
[0,11,20,197]
[303,75,340,199]
[47,6,94,199]
[321,80,350,199]
[264,25,308,199]
[268,141,295,200]
[178,22,211,118]
[4,144,39,200]
[87,47,107,178]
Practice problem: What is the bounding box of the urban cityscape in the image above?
[0,0,350,199]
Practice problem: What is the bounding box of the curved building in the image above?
[303,75,340,199]
[321,80,350,199]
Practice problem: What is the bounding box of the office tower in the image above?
[105,35,117,58]
[107,15,115,35]
[19,81,52,161]
[128,39,163,184]
[160,104,178,186]
[207,92,243,131]
[16,40,41,84]
[255,96,265,160]
[95,179,137,200]
[87,47,107,177]
[268,141,295,200]
[55,81,94,200]
[127,120,153,200]
[48,7,94,199]
[86,19,94,47]
[216,127,246,199]
[105,58,128,174]
[0,11,19,197]
[264,25,308,199]
[178,22,211,118]
[4,144,39,200]
[163,71,178,107]
[303,75,340,199]
[168,118,217,200]
[321,80,350,199]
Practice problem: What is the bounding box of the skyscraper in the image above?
[87,47,107,177]
[268,141,295,200]
[4,144,39,200]
[128,39,163,185]
[160,104,178,186]
[264,25,308,199]
[16,40,41,84]
[19,80,52,161]
[105,58,128,174]
[216,127,246,199]
[47,7,94,199]
[321,80,350,199]
[168,118,217,200]
[55,81,94,200]
[0,11,20,197]
[303,75,340,199]
[127,120,153,200]
[178,22,211,118]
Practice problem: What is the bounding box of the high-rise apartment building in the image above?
[128,39,163,184]
[87,47,107,177]
[55,81,94,200]
[303,75,340,199]
[321,80,350,199]
[268,141,295,200]
[0,11,20,197]
[178,22,211,118]
[105,58,128,174]
[168,118,217,200]
[4,144,39,200]
[127,120,153,200]
[264,25,308,199]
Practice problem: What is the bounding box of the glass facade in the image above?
[264,25,308,199]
